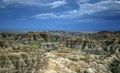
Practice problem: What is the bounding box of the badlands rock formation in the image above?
[0,31,120,73]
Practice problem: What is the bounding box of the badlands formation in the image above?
[0,31,120,73]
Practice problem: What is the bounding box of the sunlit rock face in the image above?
[34,50,86,73]
[0,31,120,73]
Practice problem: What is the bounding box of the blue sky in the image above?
[0,0,120,31]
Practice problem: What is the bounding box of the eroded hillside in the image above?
[0,31,120,73]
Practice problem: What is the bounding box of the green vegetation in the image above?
[41,42,58,45]
[29,43,39,49]
[99,55,106,60]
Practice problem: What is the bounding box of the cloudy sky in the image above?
[0,0,120,31]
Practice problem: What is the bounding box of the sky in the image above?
[0,0,120,31]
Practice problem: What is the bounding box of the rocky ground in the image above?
[0,31,120,73]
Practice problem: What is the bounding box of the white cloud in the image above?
[45,0,67,8]
[0,0,67,8]
[33,0,120,19]
[73,0,120,15]
[34,13,58,19]
[33,13,71,19]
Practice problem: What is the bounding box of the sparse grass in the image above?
[99,55,106,60]
[41,42,58,45]
[29,43,39,49]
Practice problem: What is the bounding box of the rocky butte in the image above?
[0,31,120,73]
